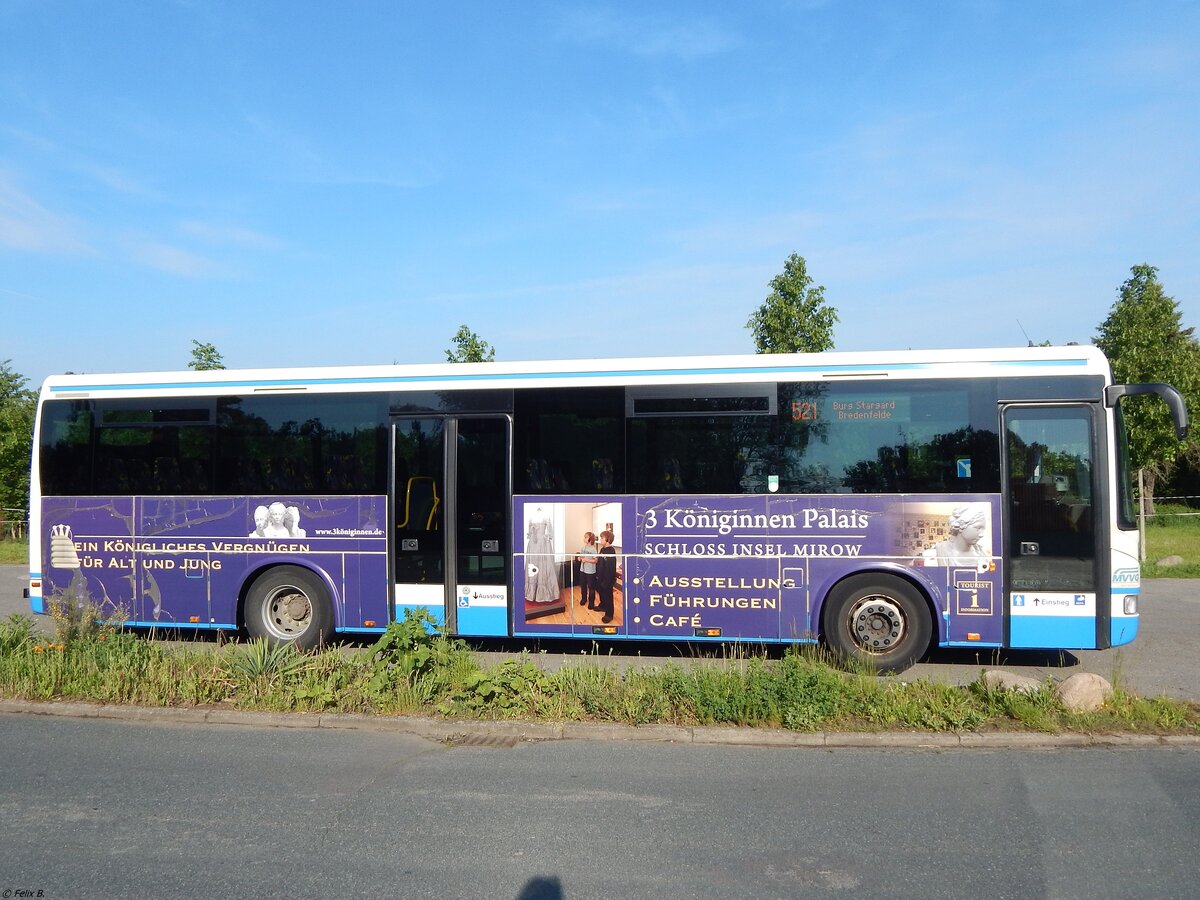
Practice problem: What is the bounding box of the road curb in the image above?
[2,698,1198,748]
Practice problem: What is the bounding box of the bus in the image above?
[26,346,1188,672]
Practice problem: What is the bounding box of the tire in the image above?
[244,566,334,651]
[821,574,933,673]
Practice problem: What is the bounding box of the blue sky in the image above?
[2,1,1197,389]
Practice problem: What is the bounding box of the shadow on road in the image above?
[922,646,1081,669]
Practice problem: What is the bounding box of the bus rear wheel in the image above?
[822,575,932,674]
[244,566,333,651]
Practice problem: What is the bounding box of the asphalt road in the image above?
[3,564,1198,699]
[908,576,1200,698]
[0,713,1197,899]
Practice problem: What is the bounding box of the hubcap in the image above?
[263,586,312,639]
[848,594,906,653]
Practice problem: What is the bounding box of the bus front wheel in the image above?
[244,566,333,651]
[822,575,932,674]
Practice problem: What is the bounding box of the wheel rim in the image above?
[847,594,907,654]
[260,584,313,640]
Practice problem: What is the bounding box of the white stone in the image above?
[1056,672,1112,712]
[980,669,1043,694]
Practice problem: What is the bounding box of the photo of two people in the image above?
[521,501,623,627]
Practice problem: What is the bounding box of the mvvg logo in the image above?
[1112,568,1139,585]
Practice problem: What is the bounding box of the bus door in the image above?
[392,416,511,636]
[1002,405,1102,649]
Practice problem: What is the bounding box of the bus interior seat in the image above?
[178,458,207,492]
[399,476,440,530]
[229,458,265,492]
[101,458,131,493]
[663,457,683,489]
[154,457,181,493]
[123,459,150,492]
[526,459,549,490]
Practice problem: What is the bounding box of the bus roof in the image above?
[39,345,1112,400]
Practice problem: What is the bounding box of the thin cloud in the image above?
[2,125,59,155]
[664,212,827,256]
[3,124,161,200]
[81,163,159,199]
[0,285,44,302]
[178,220,284,251]
[240,112,432,190]
[566,183,674,214]
[556,7,743,60]
[0,170,94,255]
[125,238,229,278]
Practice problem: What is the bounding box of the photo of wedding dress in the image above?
[524,510,560,603]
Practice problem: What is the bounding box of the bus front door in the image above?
[392,416,511,636]
[1002,405,1102,649]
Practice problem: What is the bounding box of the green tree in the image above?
[188,340,225,370]
[445,325,495,363]
[0,360,36,519]
[746,253,838,353]
[1094,264,1200,510]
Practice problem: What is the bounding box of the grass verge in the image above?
[1143,503,1200,577]
[1,608,1195,735]
[0,538,26,565]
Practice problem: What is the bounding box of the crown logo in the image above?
[50,523,81,570]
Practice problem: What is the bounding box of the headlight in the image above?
[1123,596,1138,615]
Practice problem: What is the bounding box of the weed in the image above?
[0,614,36,654]
[292,677,337,711]
[895,681,988,731]
[228,638,308,681]
[1143,695,1193,729]
[442,658,553,717]
[1096,689,1199,731]
[364,609,476,709]
[970,676,1065,732]
[550,663,624,720]
[776,652,855,730]
[43,584,127,646]
[289,650,368,713]
[224,639,312,704]
[614,670,673,724]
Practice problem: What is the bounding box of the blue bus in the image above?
[27,345,1187,671]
